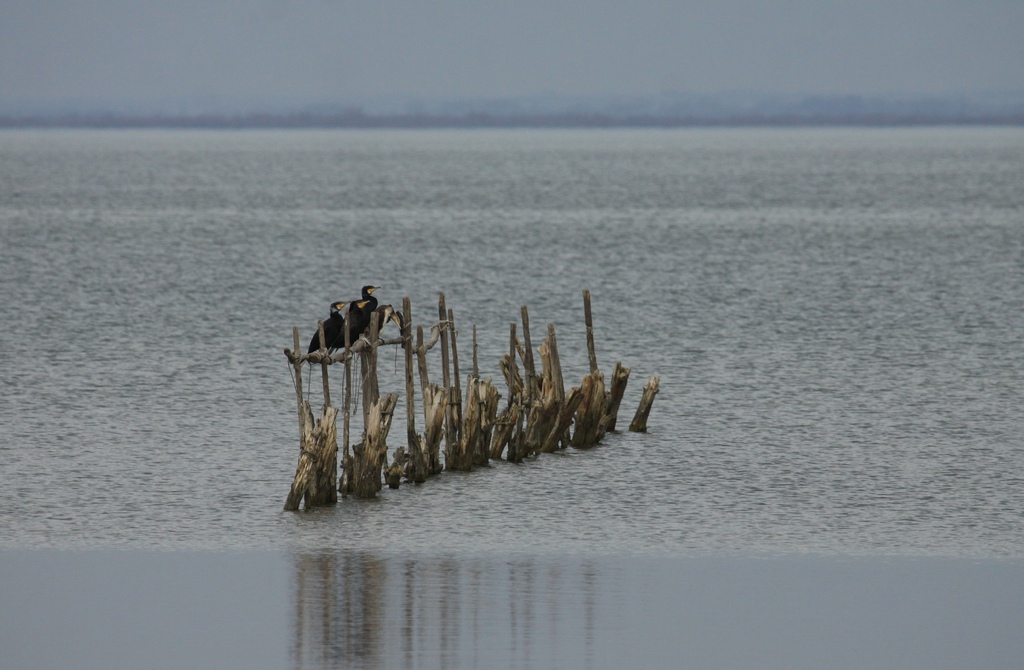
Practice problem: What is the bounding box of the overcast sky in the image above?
[2,0,1023,111]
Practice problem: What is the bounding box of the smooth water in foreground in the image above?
[1,128,1023,668]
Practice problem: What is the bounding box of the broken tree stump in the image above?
[629,376,661,433]
[284,403,338,511]
[402,298,428,484]
[602,361,631,432]
[349,393,398,498]
[422,384,447,475]
[570,370,607,448]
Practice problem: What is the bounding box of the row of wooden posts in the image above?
[282,290,660,511]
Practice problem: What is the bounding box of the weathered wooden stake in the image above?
[583,289,599,375]
[402,298,427,483]
[423,385,447,474]
[351,393,398,498]
[472,324,479,379]
[317,320,331,408]
[540,386,584,454]
[416,325,430,426]
[448,307,463,448]
[520,306,538,404]
[476,379,499,466]
[285,404,338,511]
[629,376,661,432]
[292,327,306,450]
[570,371,607,448]
[438,293,455,466]
[340,309,353,495]
[602,362,631,432]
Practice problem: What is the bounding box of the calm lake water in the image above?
[1,128,1023,668]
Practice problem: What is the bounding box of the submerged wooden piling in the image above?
[402,298,427,484]
[284,288,657,510]
[602,362,631,432]
[629,376,661,432]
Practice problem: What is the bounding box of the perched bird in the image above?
[343,285,381,342]
[307,285,381,354]
[373,304,404,335]
[307,299,348,354]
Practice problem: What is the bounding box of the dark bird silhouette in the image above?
[343,285,381,343]
[307,285,381,354]
[307,299,348,354]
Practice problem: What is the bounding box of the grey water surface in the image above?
[1,128,1023,668]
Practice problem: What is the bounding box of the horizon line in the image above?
[3,110,1024,129]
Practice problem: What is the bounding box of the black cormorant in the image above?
[307,299,349,354]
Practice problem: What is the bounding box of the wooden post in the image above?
[547,323,565,403]
[449,307,463,447]
[472,324,479,380]
[476,379,499,466]
[423,384,447,475]
[506,322,525,462]
[438,293,454,467]
[583,289,598,375]
[317,320,331,408]
[352,394,398,498]
[340,308,353,495]
[602,362,631,431]
[520,306,538,404]
[361,311,381,429]
[570,370,607,448]
[629,376,661,432]
[416,325,430,426]
[292,327,306,448]
[402,298,426,483]
[540,386,584,453]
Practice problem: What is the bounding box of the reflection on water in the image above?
[288,551,1024,670]
[290,551,611,670]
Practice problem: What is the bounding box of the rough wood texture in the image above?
[402,298,427,484]
[583,289,599,375]
[448,307,463,450]
[284,404,338,511]
[448,377,479,471]
[540,386,584,454]
[285,289,657,508]
[386,447,407,489]
[351,393,398,498]
[570,371,607,448]
[629,376,660,433]
[525,339,561,455]
[437,293,455,464]
[475,379,500,466]
[520,306,539,403]
[489,404,519,461]
[602,361,631,432]
[422,384,447,475]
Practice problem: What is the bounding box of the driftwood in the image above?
[629,376,661,432]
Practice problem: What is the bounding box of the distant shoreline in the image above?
[3,111,1023,129]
